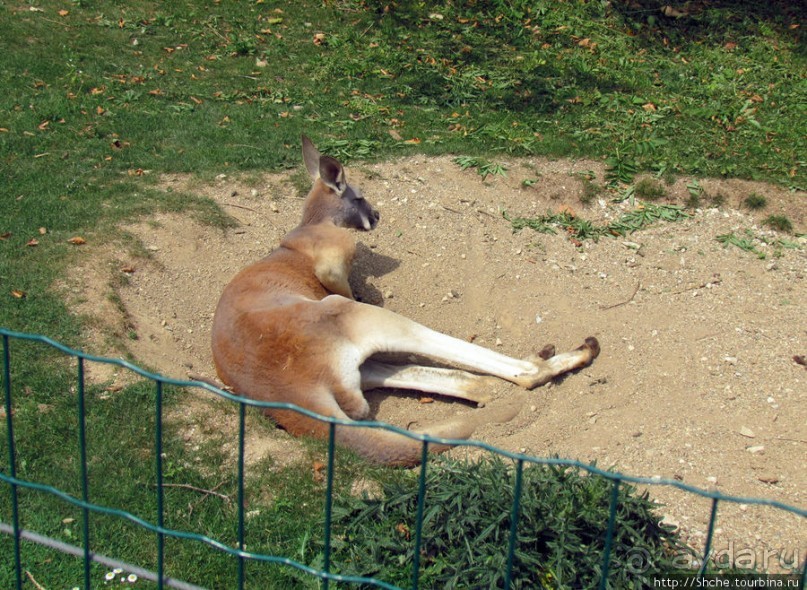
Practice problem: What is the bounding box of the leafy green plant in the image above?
[327,457,691,589]
[605,153,639,185]
[504,204,689,243]
[717,229,803,259]
[454,156,508,179]
[716,232,766,259]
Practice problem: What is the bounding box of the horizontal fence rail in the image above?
[1,328,805,589]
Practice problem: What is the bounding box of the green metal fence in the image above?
[2,328,805,589]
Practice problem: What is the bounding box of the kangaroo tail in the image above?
[335,418,478,467]
[269,393,524,467]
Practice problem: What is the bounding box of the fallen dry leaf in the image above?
[67,236,87,245]
[39,227,47,235]
[11,290,27,299]
[0,232,11,240]
[26,238,39,247]
[313,33,327,46]
[312,460,326,482]
[404,138,421,145]
[121,265,136,274]
[418,397,434,404]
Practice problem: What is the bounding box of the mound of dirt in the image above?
[67,155,805,570]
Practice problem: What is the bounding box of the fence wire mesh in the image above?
[2,328,805,589]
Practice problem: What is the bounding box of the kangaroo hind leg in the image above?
[345,301,599,389]
[360,360,499,405]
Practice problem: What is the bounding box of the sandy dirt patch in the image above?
[65,154,805,570]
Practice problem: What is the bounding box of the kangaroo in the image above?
[211,136,600,466]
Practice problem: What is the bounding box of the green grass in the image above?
[1,1,805,587]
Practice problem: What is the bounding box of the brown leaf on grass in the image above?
[120,265,136,274]
[148,89,164,96]
[38,121,50,131]
[404,138,421,144]
[396,523,411,540]
[312,460,326,482]
[313,33,327,46]
[0,232,11,240]
[67,236,87,245]
[11,290,27,299]
[724,42,738,51]
[26,238,39,247]
[39,227,47,235]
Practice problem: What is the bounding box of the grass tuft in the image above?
[743,193,768,210]
[763,214,793,233]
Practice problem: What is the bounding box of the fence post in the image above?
[410,442,430,590]
[155,380,166,589]
[322,422,337,590]
[698,498,719,577]
[77,357,91,590]
[504,459,525,589]
[237,401,246,589]
[2,334,23,590]
[598,478,621,590]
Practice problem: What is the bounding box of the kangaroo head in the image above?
[301,135,380,231]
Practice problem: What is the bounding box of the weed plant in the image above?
[763,214,793,233]
[634,178,666,201]
[743,194,768,210]
[328,457,692,589]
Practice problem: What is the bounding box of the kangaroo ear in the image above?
[319,155,346,194]
[301,135,321,180]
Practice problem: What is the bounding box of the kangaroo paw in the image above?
[577,336,600,361]
[538,343,556,360]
